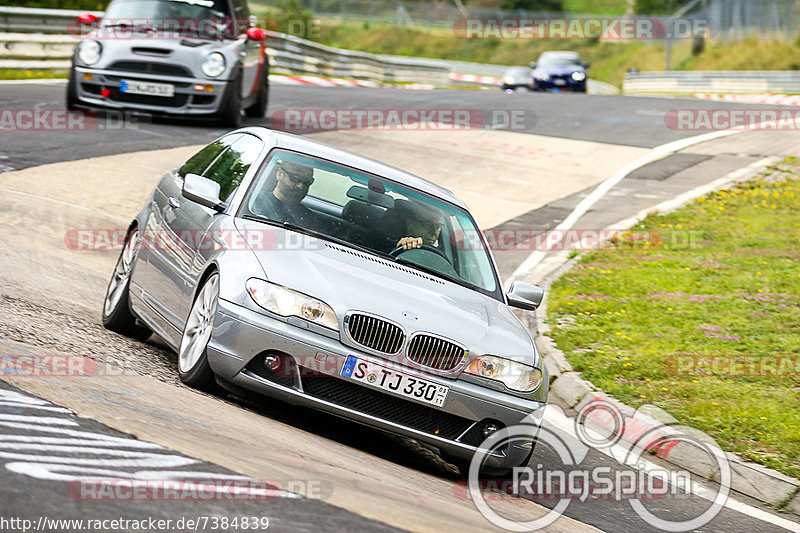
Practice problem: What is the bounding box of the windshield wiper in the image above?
[394,257,466,287]
[103,22,155,32]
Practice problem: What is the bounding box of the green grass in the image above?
[546,158,800,478]
[563,0,630,15]
[0,69,68,80]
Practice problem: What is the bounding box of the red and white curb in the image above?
[267,74,436,90]
[449,73,503,86]
[695,93,800,106]
[268,74,380,88]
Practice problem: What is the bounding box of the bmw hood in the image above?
[235,220,537,362]
[538,66,585,77]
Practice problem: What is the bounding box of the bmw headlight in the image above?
[246,278,338,331]
[571,71,586,81]
[201,52,226,78]
[533,71,550,81]
[465,355,543,392]
[78,40,102,66]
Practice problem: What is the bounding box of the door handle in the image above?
[168,197,180,209]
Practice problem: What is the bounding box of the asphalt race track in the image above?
[1,81,799,533]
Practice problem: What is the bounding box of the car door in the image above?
[136,134,240,340]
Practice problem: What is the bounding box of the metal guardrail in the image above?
[624,71,800,94]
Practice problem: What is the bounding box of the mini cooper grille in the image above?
[346,313,405,354]
[109,61,192,77]
[406,335,466,371]
[301,375,473,441]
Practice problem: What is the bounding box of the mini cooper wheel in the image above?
[102,229,151,341]
[245,64,269,118]
[178,272,219,389]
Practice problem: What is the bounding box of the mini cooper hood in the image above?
[235,219,537,360]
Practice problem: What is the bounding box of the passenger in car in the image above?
[253,160,323,227]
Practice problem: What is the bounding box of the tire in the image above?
[244,62,269,118]
[218,73,242,128]
[177,272,219,390]
[66,68,79,111]
[102,229,151,341]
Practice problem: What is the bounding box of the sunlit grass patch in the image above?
[548,157,800,477]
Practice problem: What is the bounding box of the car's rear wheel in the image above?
[178,272,219,390]
[244,63,269,118]
[102,229,151,341]
[218,73,242,128]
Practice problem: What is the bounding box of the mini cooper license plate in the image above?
[120,80,175,97]
[341,355,449,407]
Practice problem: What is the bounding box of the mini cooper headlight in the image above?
[201,52,226,78]
[78,40,102,65]
[246,278,338,331]
[571,71,586,81]
[465,355,543,392]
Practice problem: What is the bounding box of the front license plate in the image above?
[120,80,175,97]
[553,78,566,86]
[341,355,449,407]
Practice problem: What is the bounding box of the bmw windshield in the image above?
[239,150,503,300]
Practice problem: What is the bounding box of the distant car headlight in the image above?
[246,278,338,331]
[78,40,102,65]
[571,71,586,81]
[533,71,550,81]
[201,52,226,78]
[465,355,543,392]
[502,75,514,84]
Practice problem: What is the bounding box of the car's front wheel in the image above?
[102,229,151,341]
[217,73,242,128]
[245,63,269,118]
[66,68,79,110]
[178,272,219,390]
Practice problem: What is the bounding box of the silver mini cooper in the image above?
[67,0,269,127]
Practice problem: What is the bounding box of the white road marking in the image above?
[507,127,771,285]
[1,187,129,223]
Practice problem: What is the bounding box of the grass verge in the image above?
[0,69,68,80]
[547,157,800,478]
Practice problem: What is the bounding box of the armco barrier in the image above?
[624,71,800,94]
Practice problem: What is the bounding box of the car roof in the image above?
[241,127,467,209]
[539,51,580,57]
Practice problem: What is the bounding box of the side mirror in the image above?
[506,281,544,311]
[182,173,226,212]
[583,62,591,68]
[528,61,537,69]
[246,27,267,41]
[77,12,98,24]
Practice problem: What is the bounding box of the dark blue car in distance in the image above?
[529,51,589,93]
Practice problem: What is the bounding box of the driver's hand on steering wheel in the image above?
[396,237,423,250]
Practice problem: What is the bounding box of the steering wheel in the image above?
[390,243,450,261]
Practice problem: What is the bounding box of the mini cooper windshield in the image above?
[239,151,502,298]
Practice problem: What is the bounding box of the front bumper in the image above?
[533,78,586,92]
[207,298,545,469]
[72,65,229,116]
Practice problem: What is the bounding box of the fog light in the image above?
[83,73,92,81]
[482,422,499,438]
[204,85,214,92]
[100,88,111,98]
[264,354,281,372]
